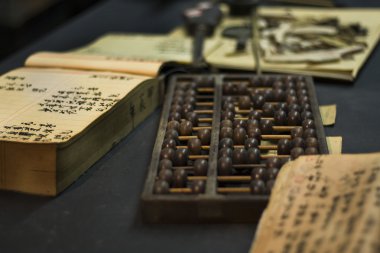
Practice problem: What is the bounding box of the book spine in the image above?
[0,142,4,188]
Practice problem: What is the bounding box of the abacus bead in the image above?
[267,167,279,180]
[297,89,308,97]
[237,83,248,94]
[167,120,180,131]
[248,110,262,121]
[247,127,261,141]
[165,129,179,140]
[174,89,184,96]
[238,96,251,109]
[273,80,284,89]
[287,110,301,126]
[193,159,208,176]
[174,149,189,166]
[170,102,182,113]
[232,148,248,164]
[302,103,312,112]
[185,89,197,96]
[274,110,287,125]
[296,81,307,89]
[219,138,233,149]
[158,169,173,184]
[198,128,211,145]
[247,119,260,129]
[184,96,196,106]
[266,157,282,169]
[185,112,199,126]
[262,103,275,117]
[181,103,193,117]
[292,137,305,148]
[286,95,298,105]
[158,159,173,171]
[262,89,274,101]
[302,119,315,129]
[260,119,273,134]
[218,156,233,175]
[223,82,234,94]
[173,168,187,187]
[299,96,310,105]
[160,147,175,161]
[220,119,233,128]
[233,119,247,129]
[154,180,170,194]
[250,179,266,194]
[305,147,319,155]
[291,127,303,138]
[288,103,300,112]
[277,138,292,155]
[187,138,202,155]
[162,138,177,149]
[251,167,268,181]
[305,137,318,148]
[303,128,316,138]
[245,138,259,149]
[233,127,247,145]
[285,88,296,97]
[266,180,275,193]
[168,111,181,121]
[291,147,304,159]
[273,88,285,102]
[218,147,233,158]
[301,110,313,120]
[191,180,206,194]
[179,121,193,136]
[247,147,261,164]
[276,102,288,112]
[220,127,233,139]
[223,102,235,112]
[221,110,235,121]
[252,94,266,109]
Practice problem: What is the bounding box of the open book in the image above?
[1,34,220,195]
[0,67,159,195]
[25,34,221,77]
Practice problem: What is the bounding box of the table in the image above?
[0,0,379,252]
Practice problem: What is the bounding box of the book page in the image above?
[25,34,222,76]
[250,153,380,253]
[0,68,150,144]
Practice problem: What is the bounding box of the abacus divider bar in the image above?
[205,75,223,196]
[179,134,291,141]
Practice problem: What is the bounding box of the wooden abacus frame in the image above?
[141,74,328,223]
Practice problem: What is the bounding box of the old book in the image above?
[0,67,160,196]
[25,34,221,76]
[249,153,380,253]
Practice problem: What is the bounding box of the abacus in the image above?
[141,74,328,223]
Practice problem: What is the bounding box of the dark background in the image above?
[0,0,380,253]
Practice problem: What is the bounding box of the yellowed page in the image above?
[319,104,336,126]
[250,153,380,253]
[26,34,221,75]
[0,67,150,144]
[206,8,380,80]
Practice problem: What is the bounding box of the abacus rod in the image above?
[183,154,289,159]
[176,144,278,150]
[173,163,265,170]
[168,187,252,194]
[188,175,251,181]
[179,134,291,141]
